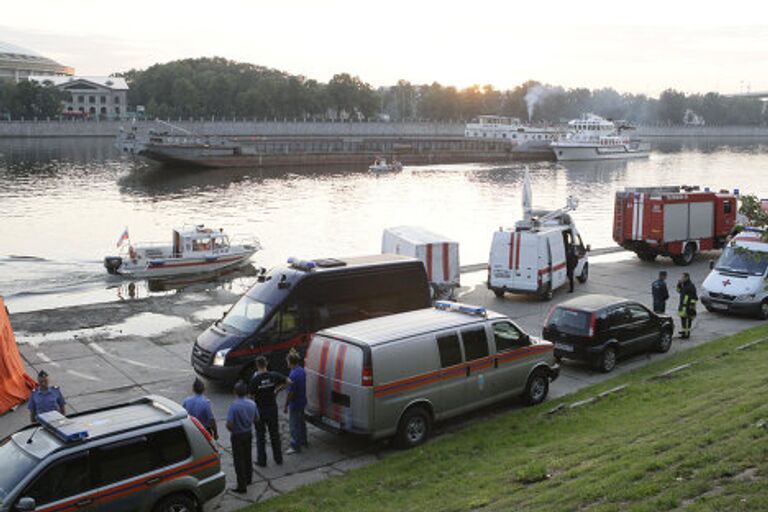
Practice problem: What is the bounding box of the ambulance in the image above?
[701,228,768,319]
[488,171,589,300]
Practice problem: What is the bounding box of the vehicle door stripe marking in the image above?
[508,232,515,269]
[332,344,347,422]
[515,232,522,270]
[426,243,433,280]
[442,243,450,282]
[317,339,331,416]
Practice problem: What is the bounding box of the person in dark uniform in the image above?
[226,381,258,493]
[285,350,307,454]
[566,245,578,293]
[249,356,288,467]
[28,370,66,422]
[182,378,218,439]
[676,272,698,339]
[651,271,670,314]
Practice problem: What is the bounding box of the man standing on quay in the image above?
[284,350,307,454]
[226,381,258,493]
[652,271,669,314]
[250,356,287,467]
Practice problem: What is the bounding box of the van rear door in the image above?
[305,334,370,434]
[547,231,567,290]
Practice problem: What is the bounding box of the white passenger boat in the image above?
[104,225,261,278]
[464,115,563,147]
[369,158,403,173]
[550,114,650,161]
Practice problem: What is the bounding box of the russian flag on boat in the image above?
[116,227,130,248]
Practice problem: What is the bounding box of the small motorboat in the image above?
[104,225,261,278]
[368,158,403,173]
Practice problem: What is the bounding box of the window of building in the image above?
[89,107,96,114]
[78,107,84,113]
[115,107,121,114]
[437,333,462,368]
[89,96,95,103]
[77,95,84,103]
[100,107,107,114]
[114,96,120,104]
[100,95,106,104]
[461,328,489,361]
[67,106,73,112]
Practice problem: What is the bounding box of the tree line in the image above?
[1,56,766,125]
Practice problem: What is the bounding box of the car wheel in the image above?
[523,372,549,405]
[493,288,505,298]
[396,406,431,449]
[577,263,589,283]
[657,329,673,353]
[540,285,553,301]
[596,346,617,373]
[153,494,196,512]
[672,243,696,266]
[758,301,768,320]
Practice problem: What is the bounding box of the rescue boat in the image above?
[368,158,403,173]
[103,225,261,278]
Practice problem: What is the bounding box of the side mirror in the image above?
[586,244,592,252]
[15,497,36,512]
[521,333,531,345]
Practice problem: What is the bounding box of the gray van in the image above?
[305,301,560,448]
[0,396,224,512]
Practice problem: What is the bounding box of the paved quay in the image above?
[2,251,761,510]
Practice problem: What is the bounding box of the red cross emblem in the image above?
[722,279,732,287]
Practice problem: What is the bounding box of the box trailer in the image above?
[613,186,737,265]
[382,225,460,298]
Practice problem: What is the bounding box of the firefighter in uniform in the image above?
[28,370,66,422]
[652,271,669,314]
[249,356,288,467]
[676,272,698,339]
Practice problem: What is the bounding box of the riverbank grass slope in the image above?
[246,326,768,511]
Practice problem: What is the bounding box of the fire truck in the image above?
[613,186,738,265]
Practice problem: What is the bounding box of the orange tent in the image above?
[0,297,36,414]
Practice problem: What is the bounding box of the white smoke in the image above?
[524,85,562,122]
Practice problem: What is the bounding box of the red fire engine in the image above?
[613,186,737,265]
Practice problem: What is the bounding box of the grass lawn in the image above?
[246,326,768,512]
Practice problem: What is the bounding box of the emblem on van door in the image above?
[722,279,731,287]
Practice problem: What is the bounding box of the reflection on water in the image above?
[2,136,768,312]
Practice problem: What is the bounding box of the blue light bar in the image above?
[37,411,88,443]
[287,257,317,271]
[434,301,487,317]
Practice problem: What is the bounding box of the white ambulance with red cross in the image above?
[488,199,589,301]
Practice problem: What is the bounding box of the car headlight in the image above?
[213,348,231,367]
[736,294,756,302]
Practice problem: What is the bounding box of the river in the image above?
[2,137,767,313]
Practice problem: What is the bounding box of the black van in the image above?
[192,254,431,381]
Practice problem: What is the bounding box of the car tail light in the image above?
[589,312,596,337]
[190,416,218,453]
[362,366,373,387]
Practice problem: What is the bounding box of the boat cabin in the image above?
[173,226,231,257]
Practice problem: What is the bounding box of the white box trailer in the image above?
[382,225,460,298]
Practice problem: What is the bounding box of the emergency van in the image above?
[701,228,768,319]
[304,301,559,448]
[192,254,431,382]
[613,186,737,265]
[488,196,589,300]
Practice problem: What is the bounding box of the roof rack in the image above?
[434,301,487,317]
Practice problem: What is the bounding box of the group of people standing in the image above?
[182,350,307,494]
[652,271,698,339]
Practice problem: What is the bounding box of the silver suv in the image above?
[0,395,224,512]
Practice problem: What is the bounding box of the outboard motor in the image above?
[104,256,123,275]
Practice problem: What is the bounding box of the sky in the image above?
[3,0,768,97]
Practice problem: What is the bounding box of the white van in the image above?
[701,229,768,319]
[488,220,589,300]
[304,301,560,448]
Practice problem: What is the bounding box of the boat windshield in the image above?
[222,295,272,333]
[0,436,37,505]
[715,246,768,276]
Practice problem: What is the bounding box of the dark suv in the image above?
[542,294,674,372]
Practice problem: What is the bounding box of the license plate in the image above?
[710,302,728,311]
[322,417,341,429]
[554,342,574,352]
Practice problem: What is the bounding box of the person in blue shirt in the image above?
[226,380,258,493]
[182,378,218,440]
[284,350,307,454]
[28,370,66,422]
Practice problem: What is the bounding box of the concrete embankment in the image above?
[3,119,768,139]
[2,252,762,510]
